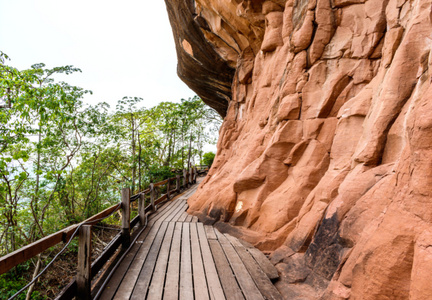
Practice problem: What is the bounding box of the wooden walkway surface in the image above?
[98,184,282,300]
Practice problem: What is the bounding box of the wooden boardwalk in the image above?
[97,185,282,300]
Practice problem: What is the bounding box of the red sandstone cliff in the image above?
[164,0,432,298]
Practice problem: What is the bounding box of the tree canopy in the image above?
[0,52,220,262]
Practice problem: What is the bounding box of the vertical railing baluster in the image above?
[121,188,131,249]
[139,193,145,225]
[183,169,188,189]
[176,175,180,193]
[150,183,155,211]
[77,225,92,300]
[189,167,193,186]
[167,178,171,200]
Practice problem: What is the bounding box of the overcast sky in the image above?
[0,0,196,109]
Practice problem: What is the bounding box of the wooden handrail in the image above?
[0,203,121,275]
[1,166,205,299]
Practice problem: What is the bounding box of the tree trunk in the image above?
[131,114,136,194]
[26,254,42,300]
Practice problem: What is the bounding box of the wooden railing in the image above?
[0,167,203,300]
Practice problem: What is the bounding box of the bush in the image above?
[201,152,215,167]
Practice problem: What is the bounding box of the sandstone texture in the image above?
[165,0,432,299]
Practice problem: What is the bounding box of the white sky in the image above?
[0,0,196,109]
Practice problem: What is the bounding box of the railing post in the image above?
[167,179,171,200]
[150,183,155,211]
[189,167,193,186]
[183,169,188,189]
[139,193,145,225]
[194,166,197,183]
[77,225,92,300]
[121,188,130,249]
[176,175,180,193]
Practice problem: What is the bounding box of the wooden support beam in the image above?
[189,167,193,186]
[121,188,131,249]
[176,175,181,193]
[149,183,155,211]
[167,178,171,200]
[139,193,146,226]
[183,169,188,188]
[76,225,92,300]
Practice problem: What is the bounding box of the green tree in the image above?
[201,152,215,167]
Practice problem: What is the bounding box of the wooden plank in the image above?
[110,224,162,299]
[155,193,168,206]
[204,225,217,240]
[184,214,193,223]
[99,226,152,299]
[77,225,92,300]
[101,199,184,299]
[91,233,121,279]
[163,222,182,300]
[215,230,264,300]
[147,222,175,300]
[225,234,282,300]
[130,221,170,299]
[208,239,244,300]
[164,202,187,223]
[238,240,279,280]
[190,222,210,300]
[196,223,226,300]
[180,223,193,300]
[170,203,188,222]
[177,211,188,223]
[97,186,196,299]
[154,178,169,187]
[191,216,198,223]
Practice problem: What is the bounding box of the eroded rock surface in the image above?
[165,0,432,298]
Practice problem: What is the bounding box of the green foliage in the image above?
[148,165,174,183]
[0,52,221,296]
[202,152,215,167]
[0,262,43,300]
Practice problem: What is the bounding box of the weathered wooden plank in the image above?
[196,223,226,300]
[77,225,92,300]
[215,230,263,300]
[208,239,244,300]
[155,193,168,206]
[111,225,162,299]
[180,223,193,300]
[147,222,175,300]
[91,232,121,279]
[225,234,282,300]
[191,216,198,223]
[130,221,170,299]
[164,202,187,223]
[101,199,185,299]
[238,240,279,280]
[184,214,193,223]
[163,222,182,300]
[205,225,217,240]
[177,211,188,222]
[170,203,188,222]
[153,178,169,187]
[190,222,210,300]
